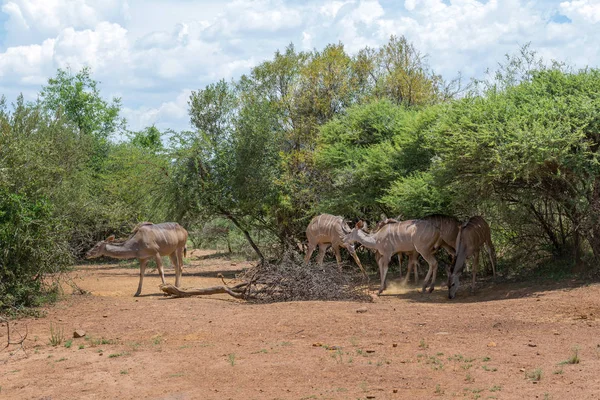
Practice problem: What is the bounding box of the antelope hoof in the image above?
[134,292,141,297]
[428,287,435,294]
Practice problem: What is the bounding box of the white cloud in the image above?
[319,1,350,18]
[302,31,313,50]
[560,0,600,24]
[122,88,192,132]
[1,0,129,47]
[53,22,130,72]
[0,0,599,132]
[0,38,55,83]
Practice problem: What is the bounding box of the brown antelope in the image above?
[422,214,460,260]
[372,218,419,284]
[422,214,461,286]
[343,219,441,294]
[86,222,188,297]
[304,214,367,278]
[448,216,497,299]
[373,214,460,285]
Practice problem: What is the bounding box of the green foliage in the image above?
[40,67,125,140]
[315,100,440,219]
[0,190,70,308]
[430,66,600,267]
[0,68,169,309]
[49,323,65,346]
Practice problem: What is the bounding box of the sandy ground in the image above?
[2,249,600,400]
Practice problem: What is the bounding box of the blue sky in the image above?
[0,0,599,132]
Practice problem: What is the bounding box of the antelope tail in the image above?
[184,246,187,258]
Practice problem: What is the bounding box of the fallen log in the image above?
[160,283,246,299]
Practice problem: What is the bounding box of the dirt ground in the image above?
[2,250,600,400]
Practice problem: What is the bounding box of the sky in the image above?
[0,0,599,132]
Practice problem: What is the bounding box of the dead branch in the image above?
[1,316,28,356]
[161,250,371,303]
[160,284,246,299]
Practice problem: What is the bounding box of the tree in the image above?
[40,67,125,139]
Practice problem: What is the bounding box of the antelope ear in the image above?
[356,220,364,229]
[106,235,115,242]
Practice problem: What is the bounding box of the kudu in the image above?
[448,216,497,299]
[373,218,419,284]
[373,215,460,285]
[304,214,367,278]
[343,219,442,294]
[86,222,188,297]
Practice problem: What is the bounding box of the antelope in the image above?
[448,216,497,299]
[422,214,461,286]
[373,214,460,285]
[373,218,419,284]
[343,219,441,294]
[304,214,367,278]
[86,222,188,297]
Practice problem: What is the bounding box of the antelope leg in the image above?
[135,258,148,297]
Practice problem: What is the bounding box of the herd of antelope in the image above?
[84,214,495,299]
[304,213,496,299]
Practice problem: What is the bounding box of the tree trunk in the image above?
[528,202,561,254]
[218,207,264,262]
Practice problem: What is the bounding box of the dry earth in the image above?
[2,250,600,400]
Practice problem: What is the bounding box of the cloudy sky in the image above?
[0,0,599,132]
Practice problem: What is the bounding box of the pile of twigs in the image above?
[160,250,371,303]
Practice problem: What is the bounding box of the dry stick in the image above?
[160,284,246,299]
[0,316,28,356]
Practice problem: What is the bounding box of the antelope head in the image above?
[448,274,460,299]
[343,220,366,248]
[86,235,115,259]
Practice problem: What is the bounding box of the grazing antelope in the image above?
[373,214,460,285]
[343,219,442,294]
[86,222,188,297]
[304,214,367,278]
[448,216,497,299]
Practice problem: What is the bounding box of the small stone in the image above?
[393,389,398,393]
[102,314,108,318]
[73,330,86,338]
[392,343,398,348]
[356,307,368,313]
[528,343,537,347]
[366,349,376,353]
[312,342,323,347]
[519,368,525,372]
[487,341,496,347]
